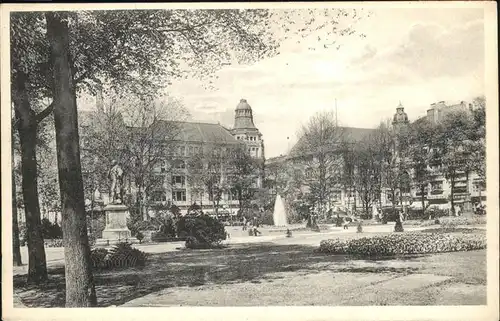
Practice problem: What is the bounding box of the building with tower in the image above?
[231,99,265,160]
[78,98,265,218]
[392,101,409,129]
[265,99,485,218]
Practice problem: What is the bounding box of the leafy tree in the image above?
[123,95,187,219]
[11,12,52,283]
[433,110,474,215]
[81,91,188,220]
[293,111,344,218]
[407,118,435,216]
[189,145,231,216]
[353,139,379,217]
[371,120,411,214]
[339,141,356,212]
[227,144,260,215]
[470,96,486,204]
[13,7,367,307]
[45,11,97,306]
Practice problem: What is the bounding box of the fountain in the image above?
[273,194,288,226]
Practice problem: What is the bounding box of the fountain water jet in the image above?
[273,194,288,226]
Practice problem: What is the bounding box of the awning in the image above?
[428,203,450,210]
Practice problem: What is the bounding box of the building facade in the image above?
[266,100,486,217]
[79,98,265,217]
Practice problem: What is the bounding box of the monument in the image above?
[95,160,137,246]
[272,194,288,227]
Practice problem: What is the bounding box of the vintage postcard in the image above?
[1,2,498,321]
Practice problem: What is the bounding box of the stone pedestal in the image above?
[95,204,137,247]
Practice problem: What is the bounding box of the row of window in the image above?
[172,145,202,157]
[236,136,258,141]
[151,189,240,202]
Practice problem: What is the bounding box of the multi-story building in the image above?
[265,125,375,213]
[79,98,265,217]
[266,100,486,216]
[410,100,486,210]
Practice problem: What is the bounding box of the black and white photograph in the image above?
[1,2,498,321]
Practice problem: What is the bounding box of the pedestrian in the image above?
[343,217,349,230]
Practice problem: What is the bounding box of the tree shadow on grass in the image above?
[13,242,438,308]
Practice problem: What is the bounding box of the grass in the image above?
[13,238,486,307]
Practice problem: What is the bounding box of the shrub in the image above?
[335,215,343,227]
[319,232,486,256]
[421,220,438,227]
[91,243,147,269]
[394,221,404,232]
[407,208,425,220]
[90,248,109,269]
[136,231,144,243]
[356,222,363,233]
[427,208,449,219]
[45,239,64,248]
[41,218,63,239]
[177,215,226,249]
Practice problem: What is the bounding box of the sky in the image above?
[79,7,485,159]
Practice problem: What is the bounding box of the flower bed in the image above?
[439,216,487,227]
[318,232,486,256]
[420,227,484,234]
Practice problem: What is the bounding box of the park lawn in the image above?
[13,229,486,307]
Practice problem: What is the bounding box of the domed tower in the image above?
[234,99,256,129]
[392,101,409,131]
[231,99,264,187]
[391,101,410,157]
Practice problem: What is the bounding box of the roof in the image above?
[265,155,287,166]
[235,99,252,111]
[154,120,240,144]
[288,126,375,157]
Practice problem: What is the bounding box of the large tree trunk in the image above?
[450,175,455,216]
[46,12,97,307]
[13,70,48,283]
[464,171,471,213]
[12,173,23,266]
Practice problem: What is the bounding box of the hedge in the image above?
[318,232,486,256]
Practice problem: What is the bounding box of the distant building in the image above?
[266,100,486,216]
[410,100,485,210]
[79,98,264,217]
[265,125,376,212]
[425,100,473,124]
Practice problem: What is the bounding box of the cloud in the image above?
[357,20,484,80]
[350,45,378,65]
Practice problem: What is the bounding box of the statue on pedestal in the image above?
[108,160,124,204]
